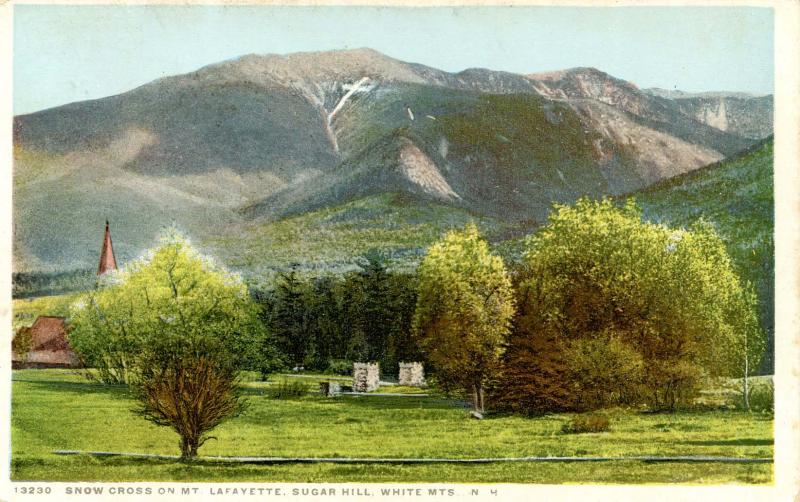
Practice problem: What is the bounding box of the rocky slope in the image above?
[644,88,773,139]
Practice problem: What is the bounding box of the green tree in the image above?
[267,270,315,367]
[354,254,392,364]
[11,326,34,365]
[254,263,419,376]
[494,330,574,415]
[728,284,766,411]
[413,224,515,414]
[343,253,419,373]
[386,272,421,370]
[69,232,272,457]
[339,276,369,363]
[70,232,271,383]
[306,275,349,370]
[507,198,765,412]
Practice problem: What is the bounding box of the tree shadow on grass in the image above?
[12,379,131,401]
[11,456,47,472]
[235,394,460,415]
[334,395,462,411]
[678,439,773,446]
[238,387,272,398]
[12,455,177,482]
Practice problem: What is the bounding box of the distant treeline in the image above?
[12,269,95,298]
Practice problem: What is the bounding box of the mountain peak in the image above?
[529,66,636,87]
[525,66,641,103]
[566,66,612,76]
[13,46,771,275]
[191,47,425,89]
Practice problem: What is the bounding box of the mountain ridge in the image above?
[12,48,773,273]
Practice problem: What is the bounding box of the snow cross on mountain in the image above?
[326,77,372,152]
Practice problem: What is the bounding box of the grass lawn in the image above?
[11,369,773,484]
[12,294,81,331]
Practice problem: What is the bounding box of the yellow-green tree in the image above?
[413,224,515,414]
[508,198,765,412]
[69,231,275,457]
[70,231,273,384]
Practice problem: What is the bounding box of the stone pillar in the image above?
[353,362,380,392]
[398,362,426,387]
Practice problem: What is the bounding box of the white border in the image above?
[0,1,797,501]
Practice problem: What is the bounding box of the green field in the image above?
[11,370,772,484]
[12,294,80,331]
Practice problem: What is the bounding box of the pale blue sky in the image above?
[13,5,774,115]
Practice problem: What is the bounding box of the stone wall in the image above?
[398,362,426,387]
[353,363,380,392]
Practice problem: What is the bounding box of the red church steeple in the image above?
[97,220,118,275]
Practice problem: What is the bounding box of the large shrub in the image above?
[134,336,245,459]
[502,198,764,412]
[267,378,311,399]
[564,337,644,410]
[745,380,774,414]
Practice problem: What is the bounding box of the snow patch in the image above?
[328,76,371,124]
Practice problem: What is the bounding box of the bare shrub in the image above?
[134,347,245,459]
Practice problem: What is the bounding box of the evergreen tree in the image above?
[307,275,348,370]
[385,272,420,371]
[357,254,392,364]
[269,269,314,367]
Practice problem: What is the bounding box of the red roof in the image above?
[12,316,80,367]
[28,316,70,351]
[97,220,118,275]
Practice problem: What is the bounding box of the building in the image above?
[12,316,80,369]
[13,221,118,369]
[97,220,118,275]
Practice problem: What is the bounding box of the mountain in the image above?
[13,48,772,274]
[643,88,773,139]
